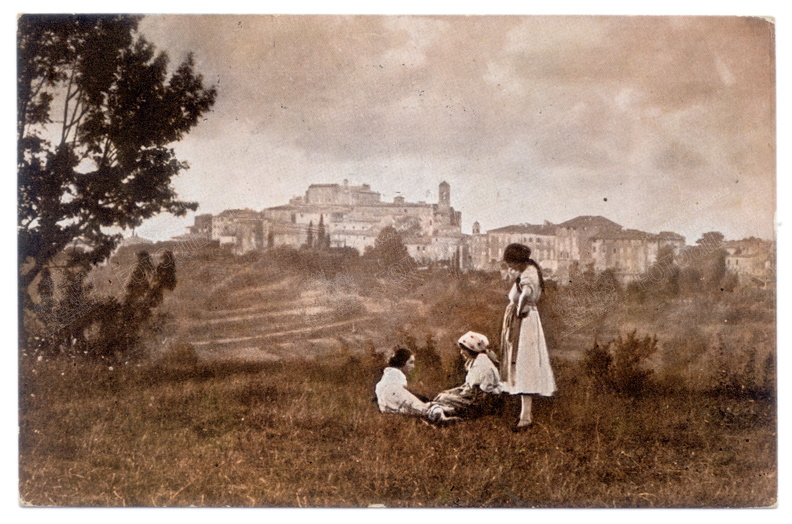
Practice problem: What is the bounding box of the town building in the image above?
[185,180,465,261]
[590,229,685,283]
[724,238,775,286]
[474,222,558,274]
[468,216,687,284]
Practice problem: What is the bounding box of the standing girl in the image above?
[500,243,556,429]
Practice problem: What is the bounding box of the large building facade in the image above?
[187,180,465,263]
[468,215,687,284]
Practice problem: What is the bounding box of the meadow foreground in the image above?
[19,352,775,507]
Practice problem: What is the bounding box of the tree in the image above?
[316,214,326,250]
[17,15,216,310]
[95,250,177,358]
[643,244,679,297]
[696,231,725,249]
[31,249,180,358]
[363,226,415,270]
[688,231,727,288]
[305,220,314,249]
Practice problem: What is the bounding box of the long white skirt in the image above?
[500,304,556,396]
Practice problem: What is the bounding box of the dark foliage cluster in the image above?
[583,331,659,397]
[29,250,178,360]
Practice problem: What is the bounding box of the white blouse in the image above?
[465,353,507,394]
[508,264,542,314]
[375,367,428,416]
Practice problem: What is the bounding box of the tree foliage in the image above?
[95,250,177,357]
[685,231,728,289]
[17,15,216,306]
[363,226,415,270]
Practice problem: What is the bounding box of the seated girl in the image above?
[427,331,507,420]
[375,346,458,424]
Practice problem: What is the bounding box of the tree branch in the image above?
[59,64,78,144]
[66,89,86,148]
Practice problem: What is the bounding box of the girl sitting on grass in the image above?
[375,347,459,424]
[426,332,507,420]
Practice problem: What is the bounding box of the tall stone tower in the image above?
[472,221,481,235]
[439,181,451,209]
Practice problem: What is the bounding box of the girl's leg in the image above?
[517,394,533,427]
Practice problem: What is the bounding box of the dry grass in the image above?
[19,353,776,507]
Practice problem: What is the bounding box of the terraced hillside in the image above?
[149,249,412,363]
[89,244,514,364]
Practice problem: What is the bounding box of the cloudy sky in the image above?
[133,14,776,244]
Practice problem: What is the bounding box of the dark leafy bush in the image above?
[582,340,613,389]
[583,331,658,397]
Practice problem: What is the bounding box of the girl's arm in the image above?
[516,267,539,316]
[516,285,532,317]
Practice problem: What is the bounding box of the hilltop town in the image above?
[159,180,773,286]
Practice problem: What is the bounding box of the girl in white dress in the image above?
[500,243,556,429]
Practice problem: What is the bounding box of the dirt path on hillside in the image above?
[189,315,377,347]
[186,305,333,327]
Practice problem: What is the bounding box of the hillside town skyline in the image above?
[118,179,774,287]
[132,174,774,243]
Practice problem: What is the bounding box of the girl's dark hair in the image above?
[388,347,413,368]
[458,343,478,359]
[503,243,545,292]
[503,243,532,264]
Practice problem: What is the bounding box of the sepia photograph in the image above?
[15,8,779,509]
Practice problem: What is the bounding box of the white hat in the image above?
[458,331,489,353]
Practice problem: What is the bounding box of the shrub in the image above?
[29,250,179,361]
[582,331,658,396]
[582,340,613,389]
[610,331,658,395]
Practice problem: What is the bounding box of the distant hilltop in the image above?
[174,181,772,285]
[183,180,465,266]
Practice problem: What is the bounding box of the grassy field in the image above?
[19,248,777,507]
[19,353,775,507]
